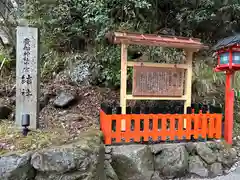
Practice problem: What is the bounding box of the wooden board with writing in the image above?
[132,66,184,97]
[16,26,40,129]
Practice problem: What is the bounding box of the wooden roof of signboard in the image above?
[106,31,208,50]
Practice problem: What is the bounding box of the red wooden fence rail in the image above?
[100,109,222,145]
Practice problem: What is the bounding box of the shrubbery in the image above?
[2,0,240,105]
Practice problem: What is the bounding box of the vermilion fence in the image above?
[100,106,222,145]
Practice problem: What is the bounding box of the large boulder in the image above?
[196,142,217,164]
[105,160,119,180]
[110,144,154,180]
[154,144,188,178]
[68,53,93,86]
[209,162,223,177]
[217,147,237,168]
[70,62,91,86]
[0,152,35,180]
[188,155,208,177]
[53,91,77,108]
[32,129,105,180]
[185,142,197,155]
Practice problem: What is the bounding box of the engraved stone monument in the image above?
[16,26,40,129]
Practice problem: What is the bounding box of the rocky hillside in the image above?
[0,70,123,153]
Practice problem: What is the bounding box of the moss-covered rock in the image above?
[196,142,217,164]
[32,129,105,180]
[111,144,154,180]
[0,152,35,180]
[104,161,119,180]
[154,145,188,178]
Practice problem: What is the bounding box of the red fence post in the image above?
[215,114,222,139]
[100,108,223,145]
[104,114,112,145]
[100,109,104,132]
[201,113,207,139]
[100,107,113,145]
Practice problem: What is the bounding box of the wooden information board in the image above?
[132,66,184,97]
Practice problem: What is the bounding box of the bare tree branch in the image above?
[0,37,5,47]
[0,0,13,14]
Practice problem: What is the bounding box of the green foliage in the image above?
[25,0,154,86]
[23,0,240,86]
[95,46,121,86]
[40,51,66,79]
[0,47,14,76]
[4,0,240,103]
[0,52,9,70]
[176,0,240,41]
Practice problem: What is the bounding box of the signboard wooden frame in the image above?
[106,31,207,129]
[120,51,193,115]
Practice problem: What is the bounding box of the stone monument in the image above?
[16,26,40,129]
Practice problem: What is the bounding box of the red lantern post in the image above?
[224,71,234,144]
[214,35,240,144]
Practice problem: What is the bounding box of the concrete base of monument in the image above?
[12,124,38,132]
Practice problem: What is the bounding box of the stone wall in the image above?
[0,137,239,180]
[0,129,106,180]
[105,141,239,180]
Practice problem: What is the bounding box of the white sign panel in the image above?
[16,26,40,129]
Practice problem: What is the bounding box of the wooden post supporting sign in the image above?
[120,43,128,131]
[184,50,193,128]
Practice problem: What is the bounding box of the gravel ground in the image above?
[185,172,240,180]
